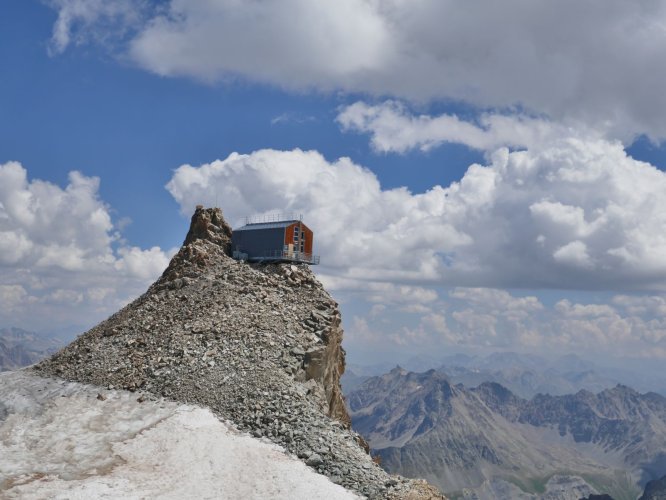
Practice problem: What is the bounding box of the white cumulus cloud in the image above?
[47,0,145,55]
[48,0,666,139]
[166,141,666,291]
[0,162,172,333]
[351,287,666,359]
[336,101,590,153]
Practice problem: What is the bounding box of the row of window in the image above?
[294,227,306,243]
[290,227,304,251]
[283,244,306,251]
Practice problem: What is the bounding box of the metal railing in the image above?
[244,213,303,225]
[253,249,320,265]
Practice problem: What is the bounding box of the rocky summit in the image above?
[36,207,442,500]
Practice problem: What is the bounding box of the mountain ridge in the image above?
[349,367,666,498]
[343,352,666,399]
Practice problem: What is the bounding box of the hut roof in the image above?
[234,220,303,232]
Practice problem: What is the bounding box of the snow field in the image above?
[0,370,360,499]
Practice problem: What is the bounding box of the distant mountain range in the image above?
[0,327,62,371]
[348,367,666,499]
[343,351,666,398]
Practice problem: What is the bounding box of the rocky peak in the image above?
[473,381,525,421]
[182,205,233,251]
[390,365,408,376]
[157,206,233,286]
[474,381,523,406]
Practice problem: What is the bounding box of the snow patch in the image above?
[0,370,359,499]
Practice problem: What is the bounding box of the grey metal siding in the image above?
[231,227,285,257]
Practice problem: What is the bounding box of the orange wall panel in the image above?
[284,222,313,254]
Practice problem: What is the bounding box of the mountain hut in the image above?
[231,216,320,265]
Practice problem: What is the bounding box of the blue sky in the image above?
[3,0,666,368]
[1,1,483,250]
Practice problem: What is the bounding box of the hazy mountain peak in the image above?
[0,327,62,372]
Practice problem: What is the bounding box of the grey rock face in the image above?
[640,475,666,500]
[36,207,443,500]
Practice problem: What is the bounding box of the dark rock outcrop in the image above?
[640,475,666,500]
[36,207,443,500]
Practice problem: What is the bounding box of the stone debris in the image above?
[36,207,445,500]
